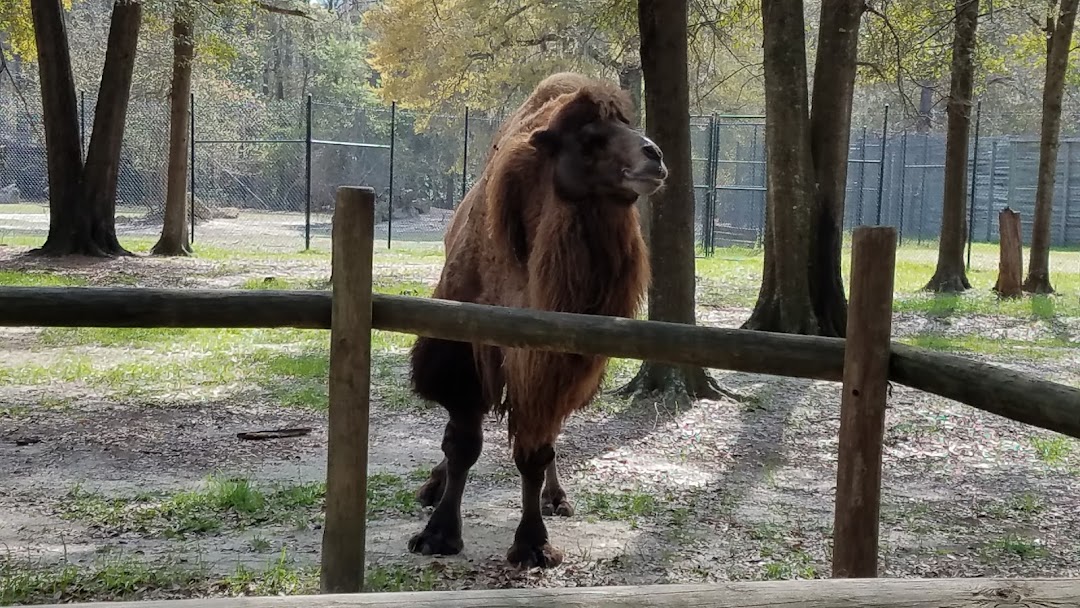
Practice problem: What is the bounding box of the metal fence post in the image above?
[461,106,470,202]
[917,134,929,245]
[79,90,86,158]
[967,100,981,270]
[1063,141,1072,245]
[387,101,396,249]
[702,114,716,255]
[305,95,313,251]
[190,92,196,244]
[989,139,993,241]
[857,125,868,225]
[898,131,908,245]
[875,105,889,225]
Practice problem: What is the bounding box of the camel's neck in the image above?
[529,200,649,318]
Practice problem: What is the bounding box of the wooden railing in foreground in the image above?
[3,187,1078,598]
[29,578,1080,607]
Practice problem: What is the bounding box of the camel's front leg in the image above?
[506,442,564,569]
[407,410,483,556]
[541,452,575,517]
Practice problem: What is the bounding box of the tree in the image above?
[1023,0,1079,294]
[30,0,142,257]
[151,0,194,256]
[742,0,865,336]
[150,0,311,256]
[617,0,729,402]
[924,0,979,292]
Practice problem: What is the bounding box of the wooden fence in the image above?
[3,186,1080,604]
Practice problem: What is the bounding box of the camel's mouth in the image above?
[622,168,666,195]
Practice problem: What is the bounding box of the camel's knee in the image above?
[514,443,555,482]
[442,417,483,471]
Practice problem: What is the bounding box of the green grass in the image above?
[0,554,208,605]
[1029,435,1073,465]
[899,334,1075,360]
[0,549,443,604]
[579,490,657,525]
[61,473,417,539]
[2,326,427,410]
[981,534,1049,561]
[0,269,87,287]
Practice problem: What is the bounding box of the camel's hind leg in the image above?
[541,453,574,517]
[408,337,487,555]
[416,458,447,508]
[507,442,564,568]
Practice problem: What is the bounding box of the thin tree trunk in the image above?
[620,0,733,402]
[1024,0,1079,294]
[29,0,85,255]
[152,0,194,256]
[925,0,978,293]
[916,82,933,133]
[78,0,142,257]
[807,0,866,337]
[742,0,819,334]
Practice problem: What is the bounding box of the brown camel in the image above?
[407,73,665,569]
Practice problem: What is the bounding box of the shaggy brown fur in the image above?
[407,72,665,569]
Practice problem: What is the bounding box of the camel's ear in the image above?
[529,129,560,155]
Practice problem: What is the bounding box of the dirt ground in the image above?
[1,240,1079,602]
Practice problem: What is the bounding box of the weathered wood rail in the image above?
[3,186,1078,600]
[2,286,1078,439]
[29,578,1080,607]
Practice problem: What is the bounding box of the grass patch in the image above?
[0,269,87,287]
[61,473,416,539]
[759,550,818,580]
[981,534,1049,561]
[7,326,427,411]
[61,477,324,539]
[900,334,1075,360]
[1030,435,1073,465]
[0,554,207,605]
[580,490,657,525]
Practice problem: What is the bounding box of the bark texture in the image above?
[993,208,1023,298]
[152,0,195,256]
[807,0,865,337]
[1023,0,1079,294]
[925,0,979,293]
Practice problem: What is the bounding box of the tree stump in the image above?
[993,207,1023,298]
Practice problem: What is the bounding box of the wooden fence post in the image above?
[992,207,1023,298]
[320,186,375,593]
[832,225,897,579]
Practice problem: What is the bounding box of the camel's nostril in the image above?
[642,144,662,162]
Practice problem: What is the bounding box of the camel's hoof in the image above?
[407,526,463,556]
[506,542,564,569]
[541,490,575,517]
[415,476,445,508]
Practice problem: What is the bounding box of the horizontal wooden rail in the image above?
[1,286,1079,439]
[29,578,1080,607]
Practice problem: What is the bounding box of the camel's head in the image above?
[528,89,667,205]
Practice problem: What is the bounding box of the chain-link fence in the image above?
[3,79,1079,262]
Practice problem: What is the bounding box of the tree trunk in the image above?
[806,0,866,337]
[619,0,732,402]
[993,207,1023,298]
[620,59,650,248]
[32,0,142,257]
[925,0,978,293]
[916,82,933,133]
[29,0,85,255]
[152,0,194,256]
[743,0,838,335]
[1024,0,1079,294]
